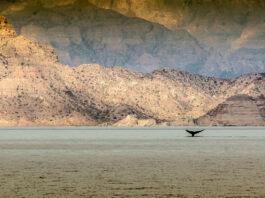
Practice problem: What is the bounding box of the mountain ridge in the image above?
[3,0,265,78]
[0,16,264,126]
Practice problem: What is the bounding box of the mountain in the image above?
[88,0,265,46]
[0,16,264,126]
[1,0,264,78]
[0,0,206,74]
[88,0,265,77]
[0,16,96,126]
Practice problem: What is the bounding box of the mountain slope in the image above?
[88,0,265,51]
[1,0,264,78]
[88,0,265,77]
[0,16,264,126]
[195,94,265,126]
[0,0,206,74]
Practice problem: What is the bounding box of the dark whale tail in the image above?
[185,129,205,137]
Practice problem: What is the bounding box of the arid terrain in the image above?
[0,16,264,126]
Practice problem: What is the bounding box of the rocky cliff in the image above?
[0,16,264,126]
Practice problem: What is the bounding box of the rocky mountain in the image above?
[1,0,264,78]
[88,0,265,45]
[0,0,206,74]
[88,0,265,77]
[195,94,265,126]
[0,16,264,126]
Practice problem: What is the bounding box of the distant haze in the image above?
[0,0,265,78]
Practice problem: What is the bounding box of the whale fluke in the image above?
[186,129,205,137]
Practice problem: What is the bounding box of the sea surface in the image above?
[0,127,265,198]
[1,126,265,139]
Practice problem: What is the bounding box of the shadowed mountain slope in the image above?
[0,0,206,74]
[88,0,265,77]
[1,0,264,78]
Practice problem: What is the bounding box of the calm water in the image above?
[0,126,264,140]
[0,127,265,197]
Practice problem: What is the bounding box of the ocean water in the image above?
[0,126,264,140]
[0,127,265,198]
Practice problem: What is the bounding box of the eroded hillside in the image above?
[0,16,264,126]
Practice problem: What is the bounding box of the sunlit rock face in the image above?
[0,0,264,78]
[0,16,16,37]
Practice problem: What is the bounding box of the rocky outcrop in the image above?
[113,115,157,127]
[195,95,265,126]
[0,16,264,126]
[0,16,16,37]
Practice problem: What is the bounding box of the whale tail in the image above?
[185,129,205,137]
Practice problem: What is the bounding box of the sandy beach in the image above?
[0,128,265,198]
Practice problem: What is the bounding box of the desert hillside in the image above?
[0,16,264,126]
